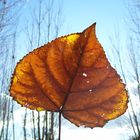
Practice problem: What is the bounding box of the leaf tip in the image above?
[87,22,96,30]
[82,22,96,37]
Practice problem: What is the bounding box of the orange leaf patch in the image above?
[10,23,128,128]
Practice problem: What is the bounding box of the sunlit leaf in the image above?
[10,23,128,128]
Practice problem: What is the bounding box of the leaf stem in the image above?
[58,112,62,140]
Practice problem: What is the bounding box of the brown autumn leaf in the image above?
[10,23,128,128]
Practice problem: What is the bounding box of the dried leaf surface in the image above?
[10,23,128,128]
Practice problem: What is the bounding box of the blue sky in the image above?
[61,0,128,50]
[62,0,127,32]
